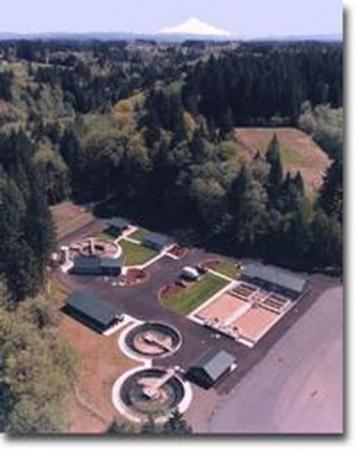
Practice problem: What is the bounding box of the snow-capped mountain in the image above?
[157,17,232,37]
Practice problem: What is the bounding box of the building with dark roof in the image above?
[70,256,102,275]
[186,348,236,389]
[65,291,124,333]
[104,217,130,237]
[142,232,173,252]
[70,255,123,276]
[241,262,307,299]
[99,257,123,276]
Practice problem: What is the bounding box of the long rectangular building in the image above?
[241,262,307,299]
[65,291,124,333]
[70,255,122,276]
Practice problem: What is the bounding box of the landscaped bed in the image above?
[121,239,158,266]
[160,273,229,316]
[122,268,149,286]
[167,245,188,259]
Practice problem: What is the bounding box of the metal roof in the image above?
[100,257,123,269]
[107,217,130,229]
[72,255,101,270]
[143,232,173,248]
[191,348,236,382]
[242,262,307,293]
[67,291,124,326]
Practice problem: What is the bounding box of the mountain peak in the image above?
[157,17,232,37]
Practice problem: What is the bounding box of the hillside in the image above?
[0,61,74,127]
[233,127,331,196]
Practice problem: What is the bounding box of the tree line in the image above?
[0,130,56,302]
[0,284,78,433]
[183,41,342,128]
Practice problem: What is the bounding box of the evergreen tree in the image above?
[190,129,211,164]
[281,171,305,212]
[0,175,39,301]
[310,209,342,268]
[265,134,284,207]
[229,165,268,252]
[141,415,163,435]
[106,420,135,435]
[281,203,312,266]
[59,128,80,171]
[163,410,192,435]
[25,165,56,282]
[294,171,305,196]
[318,157,343,222]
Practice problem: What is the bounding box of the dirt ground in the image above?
[59,317,140,433]
[204,285,343,434]
[51,201,95,239]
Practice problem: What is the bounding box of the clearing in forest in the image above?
[51,201,94,238]
[233,127,331,196]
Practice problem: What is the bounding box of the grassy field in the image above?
[129,227,150,242]
[120,239,158,266]
[212,260,239,279]
[232,127,330,196]
[161,273,229,315]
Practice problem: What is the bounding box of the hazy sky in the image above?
[0,0,342,37]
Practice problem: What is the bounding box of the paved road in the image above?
[207,286,343,434]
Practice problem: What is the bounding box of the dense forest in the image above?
[0,40,343,288]
[0,39,343,432]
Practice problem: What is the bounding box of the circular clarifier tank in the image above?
[124,322,182,359]
[70,237,122,259]
[114,367,191,421]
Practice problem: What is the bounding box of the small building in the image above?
[186,348,236,389]
[100,257,122,276]
[181,266,200,281]
[70,255,123,276]
[143,232,173,252]
[104,217,130,237]
[64,291,124,333]
[241,262,307,299]
[70,256,103,276]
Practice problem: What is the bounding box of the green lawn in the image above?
[212,260,239,279]
[129,227,150,242]
[120,239,158,266]
[160,273,229,316]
